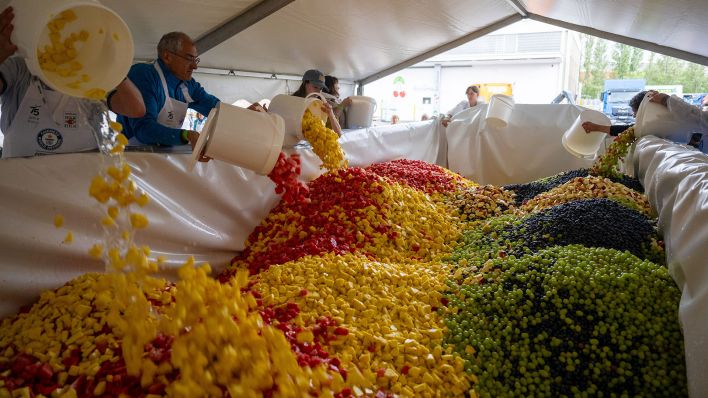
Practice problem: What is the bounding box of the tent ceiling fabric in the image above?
[99,0,259,60]
[197,0,517,80]
[0,0,705,82]
[522,0,708,60]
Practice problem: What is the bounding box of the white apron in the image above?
[127,62,193,146]
[2,78,97,158]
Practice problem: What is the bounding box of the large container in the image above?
[346,96,377,128]
[268,93,328,146]
[189,102,285,175]
[562,109,611,159]
[634,96,696,141]
[9,0,133,99]
[485,94,515,129]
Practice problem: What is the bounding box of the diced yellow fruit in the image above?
[130,213,149,229]
[54,214,65,228]
[109,121,124,133]
[84,88,106,100]
[88,243,104,258]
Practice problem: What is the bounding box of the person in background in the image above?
[292,69,342,135]
[421,114,429,121]
[646,90,707,152]
[582,91,647,136]
[323,75,352,128]
[0,6,145,158]
[192,111,205,132]
[646,90,708,132]
[118,32,220,152]
[391,115,400,125]
[441,85,483,127]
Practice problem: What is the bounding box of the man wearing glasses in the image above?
[118,32,219,149]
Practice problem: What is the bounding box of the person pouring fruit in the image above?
[118,31,264,158]
[0,6,145,158]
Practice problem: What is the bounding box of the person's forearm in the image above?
[329,114,342,136]
[109,79,146,118]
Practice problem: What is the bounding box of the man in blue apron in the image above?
[117,32,220,150]
[0,6,146,159]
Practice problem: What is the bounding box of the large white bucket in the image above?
[268,93,327,147]
[9,0,133,100]
[634,96,696,141]
[189,103,285,175]
[485,94,515,129]
[346,96,377,128]
[562,109,611,159]
[268,93,328,146]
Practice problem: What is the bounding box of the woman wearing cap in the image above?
[292,69,342,135]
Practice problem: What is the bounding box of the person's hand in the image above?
[0,7,18,64]
[321,101,335,117]
[342,97,353,108]
[441,117,451,127]
[647,90,669,107]
[247,102,267,113]
[582,121,610,135]
[186,130,211,162]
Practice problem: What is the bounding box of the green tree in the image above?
[628,47,644,76]
[642,54,708,93]
[678,63,708,93]
[612,44,633,78]
[580,36,595,98]
[586,39,608,98]
[644,54,684,85]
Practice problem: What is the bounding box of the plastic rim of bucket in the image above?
[268,93,328,146]
[189,107,219,171]
[10,0,134,99]
[189,105,285,175]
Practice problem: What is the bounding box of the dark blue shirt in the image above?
[118,59,219,145]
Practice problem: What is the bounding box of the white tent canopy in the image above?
[107,0,708,81]
[3,0,704,87]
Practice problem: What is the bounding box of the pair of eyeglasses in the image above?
[169,51,200,65]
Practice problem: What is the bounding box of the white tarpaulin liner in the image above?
[0,120,439,318]
[445,104,594,185]
[631,135,708,398]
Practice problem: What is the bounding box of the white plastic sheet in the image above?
[0,120,440,318]
[446,104,594,185]
[631,136,708,398]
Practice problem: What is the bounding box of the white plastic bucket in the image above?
[9,0,133,99]
[268,93,328,146]
[189,103,285,175]
[634,96,696,141]
[346,96,377,128]
[562,109,611,159]
[485,94,515,129]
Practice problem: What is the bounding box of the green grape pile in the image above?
[445,245,685,397]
